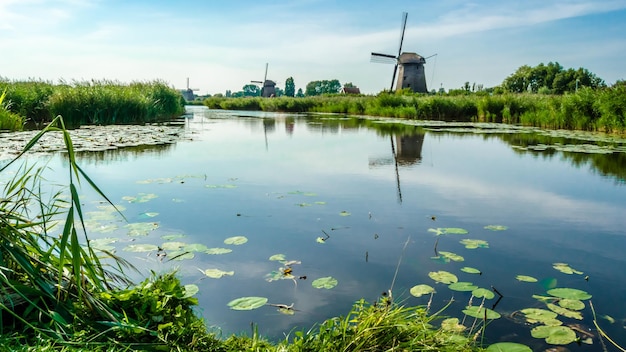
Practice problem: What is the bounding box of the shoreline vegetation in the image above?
[203,85,626,134]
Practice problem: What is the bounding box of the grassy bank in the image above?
[0,79,185,130]
[204,85,626,133]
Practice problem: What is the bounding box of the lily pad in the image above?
[516,275,538,283]
[558,299,585,311]
[89,237,118,248]
[472,288,495,299]
[124,222,159,236]
[438,251,465,262]
[428,227,468,236]
[462,306,501,320]
[205,247,233,255]
[224,236,248,245]
[185,243,209,252]
[547,288,592,300]
[182,284,199,298]
[460,239,489,249]
[448,282,478,292]
[461,267,482,274]
[440,318,466,333]
[161,233,185,240]
[546,303,583,320]
[227,296,268,310]
[486,342,531,352]
[200,268,235,279]
[312,276,338,289]
[484,225,508,231]
[552,263,583,275]
[161,241,186,250]
[138,212,159,218]
[169,251,195,261]
[530,325,577,345]
[409,284,435,297]
[339,211,351,216]
[519,308,558,324]
[269,254,286,261]
[428,271,458,284]
[123,244,159,252]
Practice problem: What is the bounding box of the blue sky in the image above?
[1,0,625,95]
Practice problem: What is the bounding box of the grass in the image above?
[203,86,626,133]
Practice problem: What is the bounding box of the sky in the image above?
[1,0,625,95]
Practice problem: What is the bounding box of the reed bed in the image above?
[0,79,184,129]
[204,86,626,133]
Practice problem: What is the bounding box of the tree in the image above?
[305,79,342,96]
[503,62,605,94]
[296,88,304,97]
[242,84,260,97]
[285,77,295,97]
[225,90,231,97]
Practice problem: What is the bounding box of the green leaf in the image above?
[460,267,482,274]
[558,299,585,311]
[530,325,577,345]
[161,233,185,240]
[460,239,489,249]
[546,303,583,320]
[484,225,508,231]
[448,282,478,292]
[161,241,186,250]
[312,276,338,289]
[516,275,538,283]
[462,306,501,319]
[200,268,235,279]
[438,251,464,262]
[552,262,583,275]
[184,243,209,252]
[486,342,531,352]
[205,247,233,255]
[428,271,458,284]
[519,308,558,324]
[123,244,159,252]
[169,251,195,261]
[409,284,435,297]
[224,236,248,245]
[471,288,495,299]
[440,318,465,333]
[227,297,268,310]
[182,284,199,298]
[269,254,286,261]
[547,288,592,300]
[124,222,159,236]
[339,211,351,216]
[429,227,468,236]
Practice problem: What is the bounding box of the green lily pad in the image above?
[96,204,126,212]
[205,247,233,255]
[200,268,235,279]
[91,224,119,233]
[122,192,158,203]
[516,275,538,283]
[460,239,489,249]
[316,237,327,243]
[462,306,501,320]
[460,267,482,274]
[547,288,592,300]
[428,227,469,236]
[224,236,248,245]
[265,270,295,282]
[124,222,159,236]
[169,251,195,261]
[314,201,326,205]
[269,254,286,261]
[89,237,118,248]
[182,284,199,298]
[448,282,478,292]
[484,225,508,231]
[530,325,577,345]
[472,288,495,299]
[409,284,435,297]
[486,342,531,352]
[185,243,209,252]
[160,241,186,250]
[546,303,583,320]
[558,299,585,311]
[552,263,583,275]
[438,251,465,262]
[440,318,466,333]
[123,244,159,252]
[297,203,312,207]
[428,271,458,284]
[312,276,338,289]
[227,296,268,310]
[161,233,185,240]
[138,212,159,218]
[339,211,351,216]
[519,308,558,324]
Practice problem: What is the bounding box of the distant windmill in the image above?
[251,63,276,97]
[371,12,430,93]
[182,77,199,101]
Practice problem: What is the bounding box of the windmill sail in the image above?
[370,12,408,91]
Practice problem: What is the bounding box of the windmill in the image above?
[371,12,428,93]
[182,77,199,101]
[251,63,276,97]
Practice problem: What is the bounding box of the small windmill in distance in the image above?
[251,63,276,97]
[182,77,199,101]
[371,12,430,93]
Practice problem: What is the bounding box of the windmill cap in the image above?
[398,52,426,64]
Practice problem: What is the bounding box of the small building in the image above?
[341,86,361,94]
[261,80,276,98]
[396,52,427,93]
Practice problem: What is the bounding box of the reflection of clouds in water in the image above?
[406,169,624,232]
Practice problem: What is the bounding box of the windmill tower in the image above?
[251,63,276,97]
[371,12,428,93]
[182,77,199,101]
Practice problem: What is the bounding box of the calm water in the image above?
[6,106,626,350]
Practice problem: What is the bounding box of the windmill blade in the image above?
[390,64,399,91]
[371,53,397,64]
[397,12,408,58]
[251,80,263,84]
[263,63,268,82]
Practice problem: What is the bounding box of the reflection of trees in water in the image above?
[73,143,175,165]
